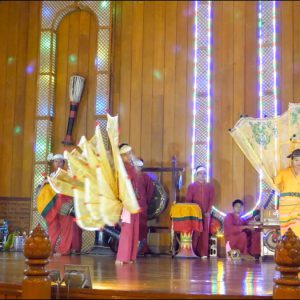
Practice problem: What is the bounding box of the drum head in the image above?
[264,229,279,252]
[147,180,169,220]
[210,216,223,235]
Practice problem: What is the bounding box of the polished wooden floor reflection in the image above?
[0,252,274,298]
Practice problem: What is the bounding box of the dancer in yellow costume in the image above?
[274,149,300,237]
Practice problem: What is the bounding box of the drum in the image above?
[263,228,280,252]
[147,180,169,220]
[170,203,203,258]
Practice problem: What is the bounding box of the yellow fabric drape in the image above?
[36,183,57,216]
[170,203,202,220]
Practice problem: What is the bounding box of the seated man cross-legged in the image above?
[224,199,260,261]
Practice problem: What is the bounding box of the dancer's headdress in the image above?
[287,149,300,159]
[47,153,66,162]
[119,144,132,155]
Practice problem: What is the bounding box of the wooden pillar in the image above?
[273,228,300,299]
[22,224,52,299]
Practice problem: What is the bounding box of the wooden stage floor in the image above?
[0,252,275,299]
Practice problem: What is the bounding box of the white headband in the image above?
[119,145,132,155]
[47,153,66,162]
[195,166,206,173]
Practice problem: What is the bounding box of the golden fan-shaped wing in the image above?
[106,114,140,213]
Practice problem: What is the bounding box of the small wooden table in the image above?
[170,203,203,258]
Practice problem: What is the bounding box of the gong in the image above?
[147,180,169,220]
[263,229,279,252]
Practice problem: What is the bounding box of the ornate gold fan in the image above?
[229,102,300,191]
[48,114,140,230]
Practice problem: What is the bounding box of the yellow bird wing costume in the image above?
[47,168,83,197]
[230,102,300,192]
[47,113,137,230]
[106,114,140,214]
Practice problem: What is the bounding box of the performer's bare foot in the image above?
[115,260,124,265]
[129,260,136,264]
[53,252,62,257]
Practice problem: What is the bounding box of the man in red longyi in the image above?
[185,165,215,258]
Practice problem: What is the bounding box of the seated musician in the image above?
[224,199,260,260]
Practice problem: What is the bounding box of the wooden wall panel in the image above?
[21,2,40,196]
[279,1,293,112]
[173,1,188,167]
[53,10,98,154]
[118,1,133,144]
[243,1,258,212]
[0,1,40,232]
[0,2,10,196]
[53,14,70,152]
[212,1,258,212]
[293,2,300,103]
[113,0,291,215]
[211,1,223,210]
[0,1,40,200]
[162,2,177,165]
[129,1,144,156]
[113,1,194,231]
[86,13,98,137]
[223,1,234,210]
[213,1,235,212]
[2,3,20,197]
[185,1,196,189]
[232,1,246,206]
[11,1,29,195]
[140,1,154,162]
[151,1,165,166]
[159,1,178,227]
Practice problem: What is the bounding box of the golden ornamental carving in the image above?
[22,224,52,299]
[24,224,51,259]
[273,228,300,299]
[275,228,300,267]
